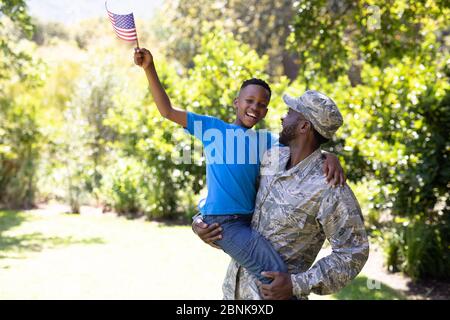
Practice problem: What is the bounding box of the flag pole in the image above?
[135,12,139,49]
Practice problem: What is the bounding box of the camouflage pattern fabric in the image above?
[222,147,369,299]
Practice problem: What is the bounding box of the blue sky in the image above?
[27,0,163,24]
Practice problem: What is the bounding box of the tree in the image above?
[156,0,297,78]
[0,0,44,208]
[51,59,118,213]
[287,0,450,279]
[288,0,449,85]
[0,0,34,81]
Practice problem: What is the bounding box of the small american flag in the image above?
[105,2,138,43]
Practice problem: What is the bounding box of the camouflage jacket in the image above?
[222,147,369,299]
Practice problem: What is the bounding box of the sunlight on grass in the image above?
[309,275,406,300]
[0,210,105,259]
[0,209,230,299]
[0,209,408,300]
[332,276,406,300]
[0,210,29,232]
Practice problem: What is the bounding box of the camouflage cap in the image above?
[282,90,343,139]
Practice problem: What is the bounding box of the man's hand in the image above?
[258,272,293,300]
[134,47,153,70]
[322,153,346,187]
[192,216,223,249]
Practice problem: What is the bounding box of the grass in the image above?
[0,209,407,300]
[309,277,406,300]
[332,276,406,300]
[0,210,28,233]
[0,210,104,259]
[0,209,229,299]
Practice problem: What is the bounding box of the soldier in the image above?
[193,90,369,299]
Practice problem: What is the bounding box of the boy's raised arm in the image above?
[134,48,187,128]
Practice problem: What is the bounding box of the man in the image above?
[193,90,369,299]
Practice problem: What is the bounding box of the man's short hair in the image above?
[240,78,271,99]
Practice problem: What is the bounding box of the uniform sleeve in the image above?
[290,186,370,297]
[185,112,221,141]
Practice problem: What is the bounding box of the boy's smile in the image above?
[234,84,270,128]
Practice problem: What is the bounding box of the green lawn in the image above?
[0,209,405,300]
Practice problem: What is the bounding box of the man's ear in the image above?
[298,120,310,134]
[233,97,238,109]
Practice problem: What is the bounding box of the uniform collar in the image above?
[279,148,322,177]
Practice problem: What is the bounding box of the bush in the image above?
[99,156,184,220]
[385,215,450,280]
[0,92,42,209]
[100,157,143,216]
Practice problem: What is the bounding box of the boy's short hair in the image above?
[240,78,271,100]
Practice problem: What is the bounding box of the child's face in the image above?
[233,84,270,128]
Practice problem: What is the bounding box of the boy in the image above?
[134,48,345,284]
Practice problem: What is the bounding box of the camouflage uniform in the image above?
[219,90,369,299]
[222,147,369,299]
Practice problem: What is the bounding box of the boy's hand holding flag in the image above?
[134,48,153,70]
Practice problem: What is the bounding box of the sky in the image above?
[26,0,164,25]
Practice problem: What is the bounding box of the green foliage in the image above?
[402,220,449,280]
[288,0,449,83]
[158,0,296,77]
[384,215,450,280]
[100,59,184,219]
[0,0,32,32]
[0,94,40,208]
[0,0,34,81]
[100,157,146,216]
[287,0,450,280]
[48,57,120,213]
[177,30,270,122]
[0,1,46,208]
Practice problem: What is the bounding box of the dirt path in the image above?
[361,246,449,300]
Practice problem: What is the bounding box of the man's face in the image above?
[234,84,270,128]
[279,108,304,145]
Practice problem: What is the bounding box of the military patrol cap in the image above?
[282,90,343,139]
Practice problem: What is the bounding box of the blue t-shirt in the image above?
[185,112,279,215]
